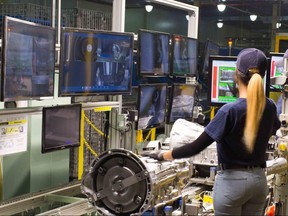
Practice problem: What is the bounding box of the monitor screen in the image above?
[1,16,56,101]
[207,55,270,106]
[42,104,82,153]
[137,29,170,77]
[171,34,197,77]
[59,28,134,96]
[202,40,220,77]
[269,52,284,92]
[136,84,168,130]
[167,83,197,124]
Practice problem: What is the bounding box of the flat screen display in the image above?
[42,104,82,153]
[138,29,170,77]
[1,16,56,101]
[171,34,197,77]
[269,52,284,91]
[202,40,220,76]
[167,83,196,123]
[59,28,134,96]
[207,55,270,106]
[136,84,167,130]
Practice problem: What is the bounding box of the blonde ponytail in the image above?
[244,70,266,153]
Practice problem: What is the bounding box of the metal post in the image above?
[271,3,278,51]
[150,0,199,39]
[52,0,55,28]
[109,0,127,149]
[112,0,126,32]
[57,0,61,46]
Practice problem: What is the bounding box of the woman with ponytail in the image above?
[146,48,281,215]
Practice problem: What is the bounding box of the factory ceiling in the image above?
[92,0,288,29]
[90,0,288,50]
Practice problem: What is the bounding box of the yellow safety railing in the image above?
[210,106,215,120]
[136,127,157,143]
[78,110,85,180]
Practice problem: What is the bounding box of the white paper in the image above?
[0,114,28,156]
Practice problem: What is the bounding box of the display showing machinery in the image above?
[81,148,192,215]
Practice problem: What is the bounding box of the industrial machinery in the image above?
[81,148,192,215]
[265,52,288,215]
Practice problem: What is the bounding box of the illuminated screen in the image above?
[136,84,167,130]
[167,83,196,124]
[59,28,134,96]
[1,16,56,101]
[208,55,270,106]
[269,52,284,91]
[171,34,197,77]
[138,29,170,76]
[42,104,82,153]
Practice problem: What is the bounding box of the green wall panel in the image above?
[29,114,69,193]
[2,150,30,199]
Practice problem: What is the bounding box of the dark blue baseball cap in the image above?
[236,48,268,77]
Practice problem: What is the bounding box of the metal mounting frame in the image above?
[112,0,199,38]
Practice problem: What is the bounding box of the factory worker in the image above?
[146,48,281,216]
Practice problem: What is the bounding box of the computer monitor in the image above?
[136,83,168,130]
[167,83,197,124]
[269,52,284,92]
[1,16,56,101]
[201,40,220,77]
[137,29,170,77]
[59,27,134,96]
[171,34,197,77]
[41,104,82,153]
[207,55,270,107]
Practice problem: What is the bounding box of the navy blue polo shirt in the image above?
[205,98,280,166]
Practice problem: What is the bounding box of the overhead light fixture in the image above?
[217,3,226,12]
[145,4,153,13]
[250,14,257,21]
[217,22,223,28]
[276,22,282,28]
[186,15,189,21]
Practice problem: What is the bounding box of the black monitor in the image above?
[167,83,197,124]
[136,83,168,130]
[269,52,284,92]
[137,29,170,77]
[202,40,220,77]
[1,16,56,101]
[59,28,134,96]
[171,34,197,77]
[41,104,82,153]
[207,55,270,107]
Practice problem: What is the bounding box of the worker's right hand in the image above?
[141,150,165,161]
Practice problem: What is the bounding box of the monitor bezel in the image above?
[137,29,171,77]
[1,16,56,102]
[170,34,198,78]
[136,83,168,131]
[166,83,197,124]
[58,27,134,97]
[41,103,82,154]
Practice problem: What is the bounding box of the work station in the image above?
[0,0,287,215]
